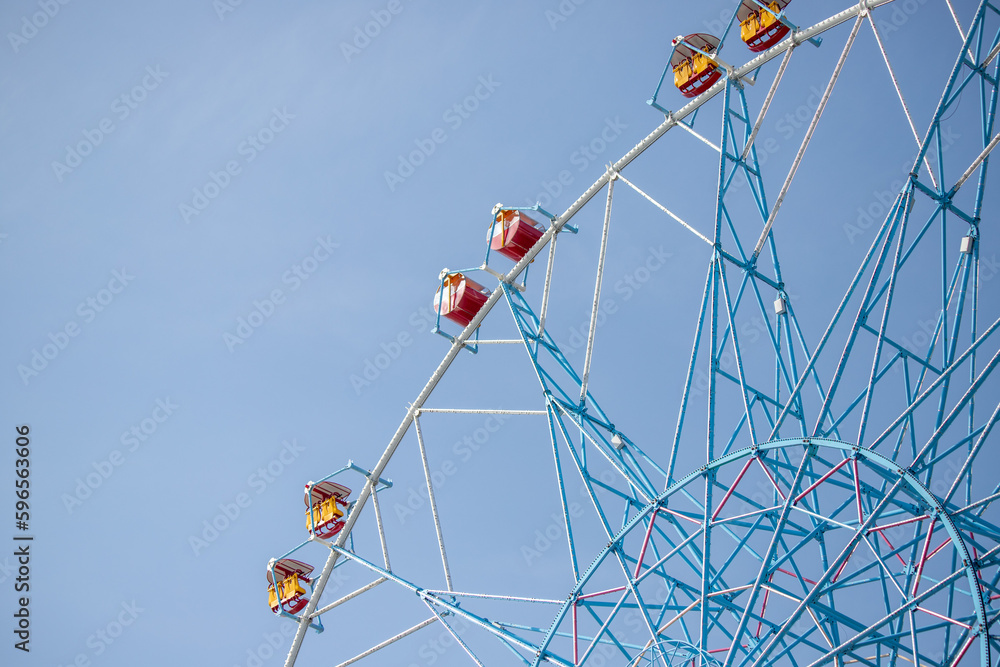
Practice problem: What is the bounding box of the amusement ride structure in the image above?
[266,1,1000,664]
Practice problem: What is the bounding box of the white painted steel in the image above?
[616,172,713,246]
[751,13,865,260]
[309,577,387,618]
[538,232,558,337]
[413,415,453,591]
[741,47,794,162]
[580,173,616,406]
[675,119,722,152]
[953,131,1000,193]
[283,4,901,664]
[332,617,438,667]
[867,13,940,190]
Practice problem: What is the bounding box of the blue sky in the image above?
[2,1,999,666]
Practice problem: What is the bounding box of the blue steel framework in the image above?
[278,2,1000,665]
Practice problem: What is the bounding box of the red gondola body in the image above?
[671,33,723,99]
[304,480,352,539]
[490,210,544,262]
[434,273,489,328]
[267,558,314,614]
[738,0,791,52]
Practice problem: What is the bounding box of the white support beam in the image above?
[741,47,794,162]
[413,415,453,591]
[333,617,438,667]
[616,172,713,246]
[867,13,939,190]
[752,12,865,260]
[952,131,1000,193]
[309,577,387,618]
[580,172,616,406]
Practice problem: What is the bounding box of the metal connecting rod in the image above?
[952,131,1000,194]
[751,12,865,260]
[413,414,453,591]
[616,172,713,246]
[333,617,438,667]
[580,171,616,405]
[867,13,940,190]
[741,47,794,162]
[282,3,901,664]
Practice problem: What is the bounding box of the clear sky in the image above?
[2,1,998,666]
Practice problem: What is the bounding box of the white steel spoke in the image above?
[538,230,558,337]
[422,601,487,667]
[369,486,391,570]
[414,414,453,591]
[333,617,439,667]
[867,13,940,190]
[580,172,616,406]
[741,46,794,162]
[616,172,713,246]
[417,408,547,415]
[424,590,565,605]
[752,13,865,260]
[676,118,722,152]
[310,577,387,618]
[952,131,1000,193]
[944,0,967,42]
[984,40,1000,69]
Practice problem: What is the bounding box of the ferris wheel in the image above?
[269,1,1000,665]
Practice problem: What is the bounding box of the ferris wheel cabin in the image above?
[671,33,723,98]
[433,272,490,327]
[267,558,314,615]
[490,209,545,262]
[738,0,791,52]
[305,480,351,539]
